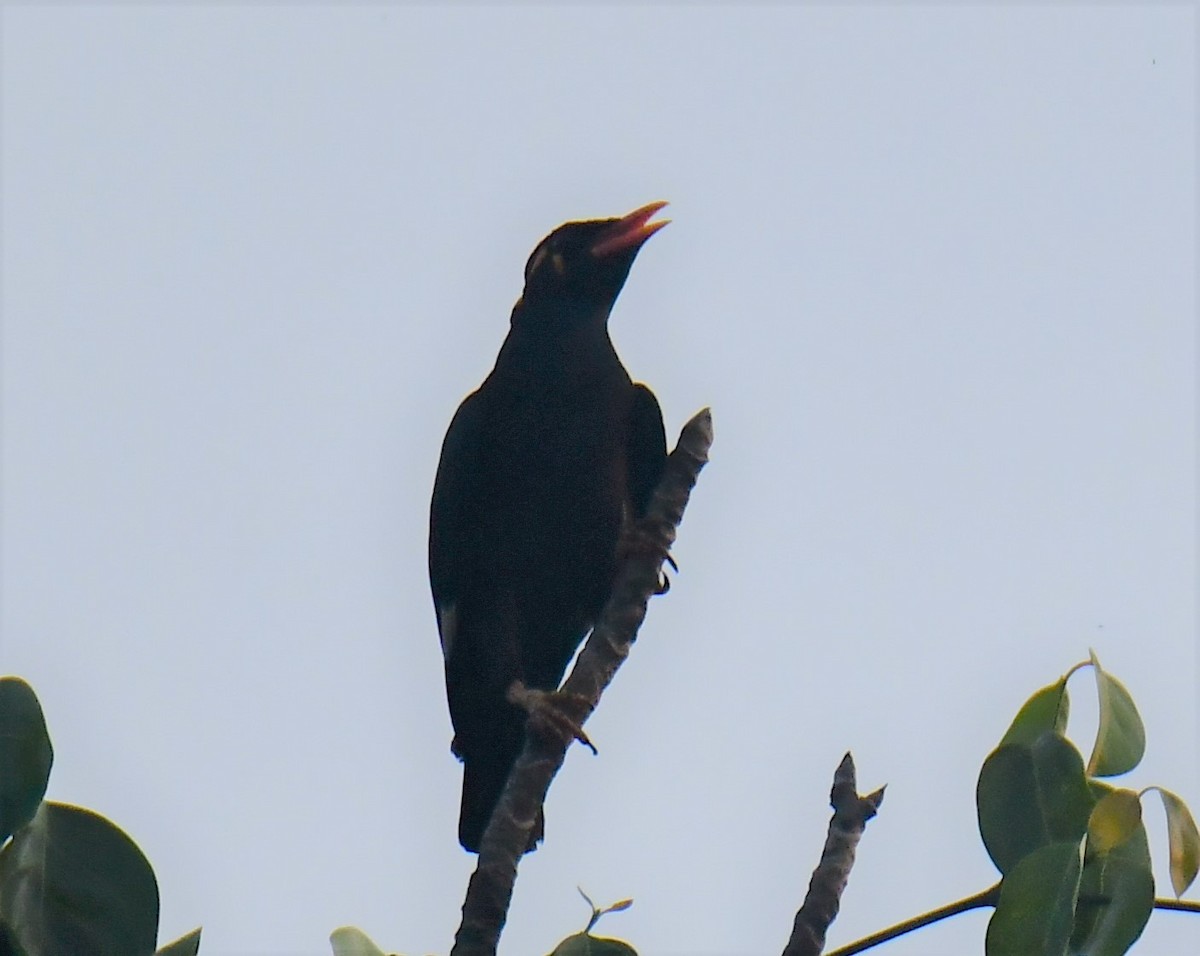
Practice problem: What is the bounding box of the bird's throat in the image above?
[498,301,621,384]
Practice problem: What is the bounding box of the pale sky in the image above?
[2,5,1196,956]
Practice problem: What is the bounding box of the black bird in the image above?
[429,202,670,853]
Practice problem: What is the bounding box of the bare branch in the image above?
[782,754,885,956]
[451,408,714,956]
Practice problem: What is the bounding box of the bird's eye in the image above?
[525,243,550,282]
[525,243,569,283]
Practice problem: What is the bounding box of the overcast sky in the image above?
[2,5,1195,955]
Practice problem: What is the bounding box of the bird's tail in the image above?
[459,756,544,854]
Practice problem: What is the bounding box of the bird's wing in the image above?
[429,388,486,659]
[626,383,668,518]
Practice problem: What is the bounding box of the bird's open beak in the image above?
[590,201,670,258]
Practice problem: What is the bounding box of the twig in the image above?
[782,754,885,956]
[824,884,998,956]
[1154,898,1200,914]
[450,408,714,956]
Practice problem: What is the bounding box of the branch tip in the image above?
[782,756,882,956]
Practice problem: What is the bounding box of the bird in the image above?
[428,202,670,853]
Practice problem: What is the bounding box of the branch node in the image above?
[782,753,883,956]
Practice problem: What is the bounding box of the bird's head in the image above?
[516,201,669,323]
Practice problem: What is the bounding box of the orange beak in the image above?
[590,201,670,258]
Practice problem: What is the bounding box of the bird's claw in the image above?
[507,681,597,754]
[656,553,680,594]
[617,518,677,595]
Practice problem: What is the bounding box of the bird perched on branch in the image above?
[429,202,670,853]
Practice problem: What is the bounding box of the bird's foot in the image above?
[617,518,678,595]
[506,680,597,754]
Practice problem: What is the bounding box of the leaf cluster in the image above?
[0,676,200,956]
[976,651,1198,956]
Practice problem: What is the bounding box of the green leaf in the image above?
[0,678,54,842]
[1157,788,1200,896]
[156,927,202,956]
[1001,678,1070,747]
[1087,789,1142,855]
[986,841,1082,956]
[329,926,387,956]
[0,801,159,956]
[1086,652,1145,777]
[549,933,637,956]
[1069,793,1153,956]
[0,923,27,956]
[978,733,1095,874]
[587,895,634,932]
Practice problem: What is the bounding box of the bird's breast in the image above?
[479,375,632,560]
